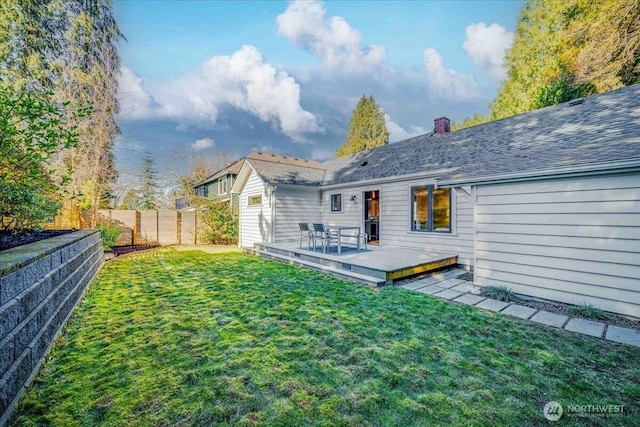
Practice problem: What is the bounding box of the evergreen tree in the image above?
[139,152,160,210]
[455,0,639,130]
[490,0,570,120]
[336,95,389,157]
[118,188,139,210]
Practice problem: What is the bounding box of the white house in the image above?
[232,85,640,317]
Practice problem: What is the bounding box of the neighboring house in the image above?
[189,152,320,214]
[192,158,245,212]
[232,84,640,317]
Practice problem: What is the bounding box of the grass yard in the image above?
[9,249,640,426]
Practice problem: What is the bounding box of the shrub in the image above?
[0,88,79,231]
[99,224,121,251]
[0,182,62,232]
[568,303,610,320]
[481,285,521,302]
[196,198,238,245]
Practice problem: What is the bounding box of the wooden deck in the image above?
[247,242,458,286]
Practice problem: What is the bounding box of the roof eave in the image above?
[320,168,456,190]
[438,159,640,187]
[193,159,244,188]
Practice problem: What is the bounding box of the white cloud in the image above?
[277,0,386,73]
[118,45,322,142]
[310,148,335,161]
[385,114,427,143]
[423,48,481,101]
[463,22,514,81]
[191,137,215,151]
[118,67,154,119]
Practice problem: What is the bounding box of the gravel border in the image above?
[397,267,640,332]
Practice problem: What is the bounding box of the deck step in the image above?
[253,243,388,279]
[245,247,388,287]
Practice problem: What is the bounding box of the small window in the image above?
[218,177,228,195]
[195,185,208,197]
[248,194,262,206]
[411,185,451,232]
[330,194,342,212]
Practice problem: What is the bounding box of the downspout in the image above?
[268,185,277,243]
[234,192,242,248]
[470,186,481,294]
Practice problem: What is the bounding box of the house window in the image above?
[248,194,262,206]
[195,185,208,197]
[330,194,342,212]
[411,185,451,232]
[218,176,228,195]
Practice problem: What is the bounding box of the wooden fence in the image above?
[93,209,201,246]
[50,206,202,246]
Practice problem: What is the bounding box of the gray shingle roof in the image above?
[247,158,326,186]
[196,152,322,187]
[324,84,640,185]
[251,84,640,187]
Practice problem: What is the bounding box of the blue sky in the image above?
[113,0,524,182]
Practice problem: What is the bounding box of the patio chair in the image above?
[359,232,368,250]
[312,223,338,253]
[298,223,313,249]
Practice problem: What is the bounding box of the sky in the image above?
[113,0,525,182]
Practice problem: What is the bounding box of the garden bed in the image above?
[0,229,74,252]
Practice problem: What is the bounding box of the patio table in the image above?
[327,226,361,254]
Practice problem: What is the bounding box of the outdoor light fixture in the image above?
[350,195,357,202]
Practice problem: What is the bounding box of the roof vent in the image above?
[360,161,368,167]
[569,98,585,107]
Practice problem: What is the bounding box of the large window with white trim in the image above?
[411,185,451,232]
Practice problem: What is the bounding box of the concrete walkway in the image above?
[399,268,640,348]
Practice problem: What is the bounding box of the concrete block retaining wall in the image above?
[0,230,103,425]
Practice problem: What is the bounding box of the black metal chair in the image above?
[298,223,313,249]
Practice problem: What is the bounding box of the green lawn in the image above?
[10,249,640,426]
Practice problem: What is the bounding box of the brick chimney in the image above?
[434,117,450,134]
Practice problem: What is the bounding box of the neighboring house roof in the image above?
[321,84,640,186]
[194,158,245,188]
[234,84,640,193]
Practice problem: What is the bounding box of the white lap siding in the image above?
[320,178,474,267]
[239,170,271,248]
[474,174,640,317]
[273,186,322,243]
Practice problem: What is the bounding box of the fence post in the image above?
[177,211,181,244]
